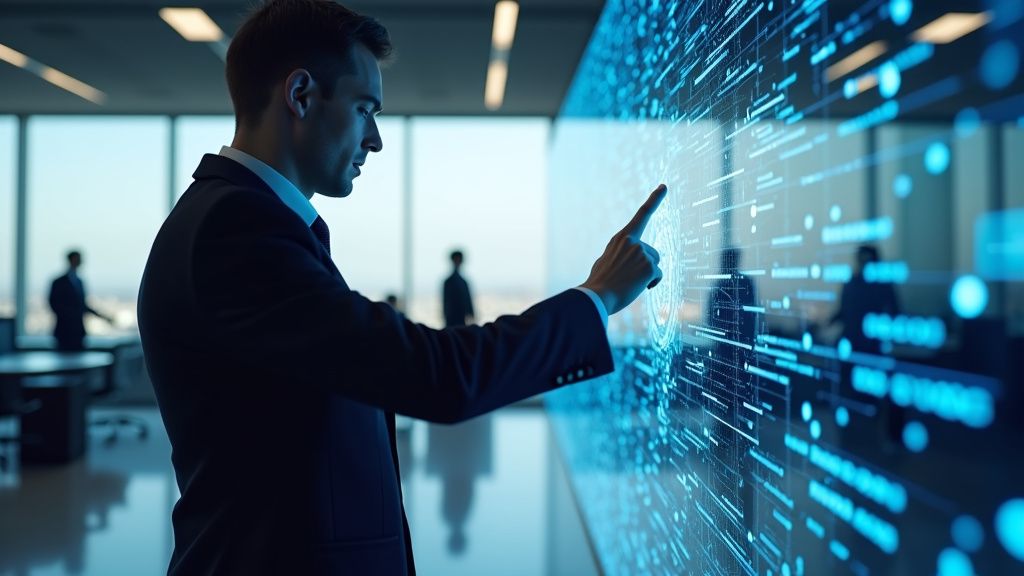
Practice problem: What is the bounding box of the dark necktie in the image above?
[310,215,331,256]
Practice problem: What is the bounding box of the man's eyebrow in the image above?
[358,94,383,112]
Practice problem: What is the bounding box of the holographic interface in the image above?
[546,1,1024,574]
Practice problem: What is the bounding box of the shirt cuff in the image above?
[573,287,608,328]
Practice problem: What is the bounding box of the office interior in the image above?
[2,0,1024,575]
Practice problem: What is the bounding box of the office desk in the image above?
[0,351,114,463]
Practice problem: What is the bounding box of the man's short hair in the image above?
[66,250,81,262]
[450,250,464,262]
[226,0,394,127]
[857,245,880,263]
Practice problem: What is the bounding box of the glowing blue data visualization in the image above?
[546,0,1024,575]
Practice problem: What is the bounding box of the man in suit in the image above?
[137,1,666,574]
[443,250,474,327]
[48,250,111,351]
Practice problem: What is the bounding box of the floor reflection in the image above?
[0,407,598,576]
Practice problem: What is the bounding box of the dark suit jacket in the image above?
[443,271,474,327]
[49,272,96,350]
[137,154,614,576]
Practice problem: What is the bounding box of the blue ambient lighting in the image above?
[951,515,984,553]
[925,142,950,175]
[950,275,988,319]
[889,0,912,26]
[903,421,929,452]
[893,174,913,198]
[995,499,1024,562]
[835,406,850,427]
[981,40,1019,90]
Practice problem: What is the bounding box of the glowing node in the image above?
[893,174,913,198]
[783,296,791,309]
[802,332,813,351]
[937,548,973,576]
[748,531,754,542]
[844,78,858,99]
[804,214,814,230]
[835,406,850,427]
[838,338,852,360]
[830,205,842,222]
[981,40,1020,90]
[950,275,988,318]
[954,108,981,138]
[811,264,822,279]
[925,142,951,175]
[996,498,1024,561]
[768,1,774,10]
[878,62,901,98]
[782,563,790,576]
[752,224,757,233]
[951,515,984,552]
[903,421,929,452]
[801,401,812,422]
[751,204,758,218]
[889,0,912,25]
[810,419,822,439]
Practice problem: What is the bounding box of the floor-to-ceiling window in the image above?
[25,116,170,338]
[0,117,16,318]
[408,118,549,328]
[173,116,236,202]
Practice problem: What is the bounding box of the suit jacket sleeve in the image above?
[191,190,614,423]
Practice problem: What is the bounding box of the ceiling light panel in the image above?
[159,7,224,42]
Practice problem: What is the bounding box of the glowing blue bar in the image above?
[749,448,785,476]
[778,72,797,90]
[783,44,801,61]
[792,12,819,38]
[864,261,910,283]
[837,100,899,136]
[708,168,745,187]
[823,264,852,282]
[797,290,836,301]
[771,234,804,247]
[806,516,825,538]
[774,509,793,531]
[779,141,814,159]
[756,177,784,190]
[784,433,809,456]
[743,306,766,313]
[809,443,908,514]
[705,2,764,63]
[743,401,764,415]
[764,480,794,509]
[775,358,815,377]
[810,41,837,65]
[830,540,850,561]
[759,532,782,557]
[750,93,786,120]
[747,365,791,385]
[821,217,894,245]
[756,345,798,361]
[695,49,730,85]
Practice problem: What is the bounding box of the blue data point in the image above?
[951,275,988,319]
[996,499,1024,561]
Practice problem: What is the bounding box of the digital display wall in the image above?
[546,1,1024,575]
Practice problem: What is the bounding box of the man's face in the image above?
[297,43,383,198]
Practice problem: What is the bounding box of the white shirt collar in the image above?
[218,146,319,227]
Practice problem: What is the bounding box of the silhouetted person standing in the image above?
[48,250,111,351]
[830,245,900,354]
[443,250,475,327]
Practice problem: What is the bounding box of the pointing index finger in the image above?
[621,184,668,238]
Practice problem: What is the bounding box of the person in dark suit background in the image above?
[443,250,474,327]
[48,250,112,351]
[137,1,666,574]
[829,244,901,354]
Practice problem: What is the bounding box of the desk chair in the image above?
[89,342,148,445]
[0,317,42,470]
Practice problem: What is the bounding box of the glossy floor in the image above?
[0,407,599,576]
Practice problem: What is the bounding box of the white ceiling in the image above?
[0,0,606,116]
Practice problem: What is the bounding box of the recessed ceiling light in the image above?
[492,1,519,51]
[826,41,888,82]
[485,59,508,110]
[911,12,991,44]
[0,42,106,104]
[159,7,224,42]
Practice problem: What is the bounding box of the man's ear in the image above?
[283,69,317,119]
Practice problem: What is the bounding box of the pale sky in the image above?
[1,114,549,309]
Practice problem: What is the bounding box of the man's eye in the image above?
[358,107,370,117]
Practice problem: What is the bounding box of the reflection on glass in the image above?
[425,415,493,554]
[547,1,1024,575]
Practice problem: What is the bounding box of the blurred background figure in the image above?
[829,245,901,354]
[48,250,112,351]
[443,249,475,327]
[385,293,403,312]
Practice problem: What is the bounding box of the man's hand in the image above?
[581,184,667,316]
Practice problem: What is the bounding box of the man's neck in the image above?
[231,129,310,200]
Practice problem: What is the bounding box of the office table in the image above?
[0,351,114,463]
